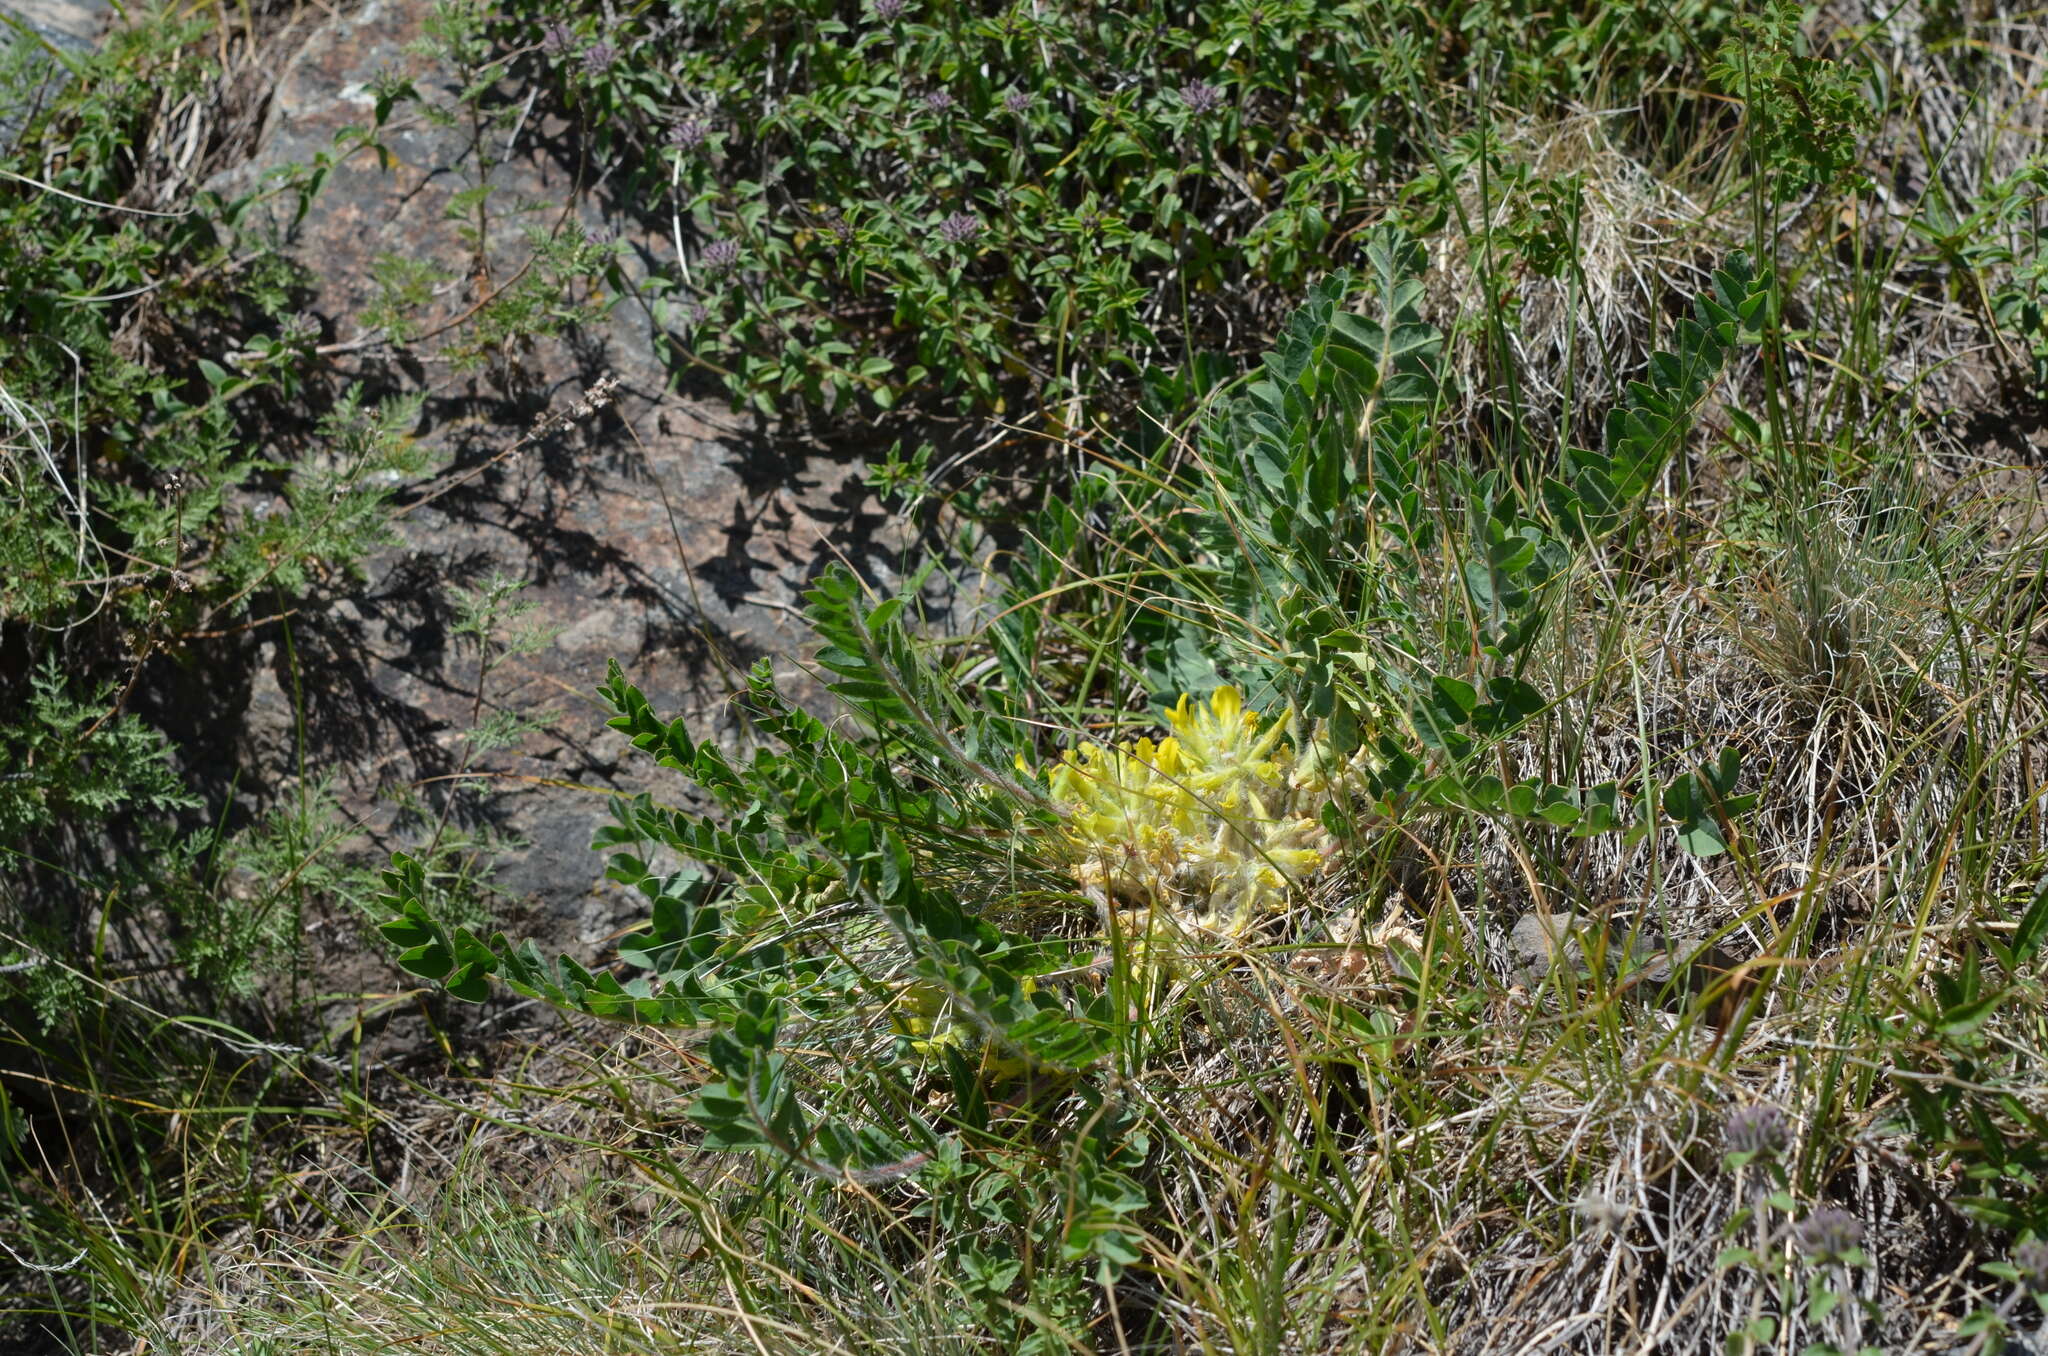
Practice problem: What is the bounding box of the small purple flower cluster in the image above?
[580,41,616,77]
[1792,1208,1863,1263]
[1722,1103,1790,1159]
[668,118,709,151]
[701,238,742,272]
[1003,89,1033,115]
[936,211,982,245]
[872,0,906,18]
[540,21,574,58]
[923,89,955,114]
[1179,79,1224,115]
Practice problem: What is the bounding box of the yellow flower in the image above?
[1034,687,1356,942]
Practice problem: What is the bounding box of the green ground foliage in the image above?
[10,0,2048,1352]
[0,3,437,1003]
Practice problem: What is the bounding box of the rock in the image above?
[554,606,641,657]
[1508,910,1748,1023]
[198,0,946,958]
[0,0,110,148]
[1509,910,1638,984]
[2,0,106,51]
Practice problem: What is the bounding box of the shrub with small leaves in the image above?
[1710,0,1874,202]
[0,12,422,1018]
[490,0,1757,423]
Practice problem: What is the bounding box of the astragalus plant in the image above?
[351,237,1892,1356]
[206,145,2048,1347]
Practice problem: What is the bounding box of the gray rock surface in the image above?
[1508,909,1743,1010]
[1,0,108,147]
[207,0,943,953]
[3,0,106,50]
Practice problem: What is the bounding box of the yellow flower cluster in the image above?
[1041,687,1344,940]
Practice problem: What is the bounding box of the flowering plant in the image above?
[1043,688,1354,940]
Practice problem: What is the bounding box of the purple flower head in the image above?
[701,237,742,272]
[580,41,616,76]
[667,117,709,151]
[935,211,982,245]
[1003,88,1033,115]
[2016,1240,2048,1292]
[540,21,574,58]
[679,300,709,330]
[1179,79,1224,115]
[923,89,955,114]
[1722,1104,1790,1159]
[871,0,906,18]
[1792,1208,1864,1264]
